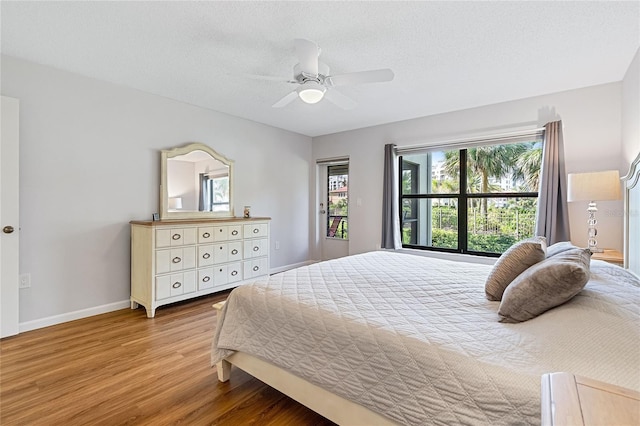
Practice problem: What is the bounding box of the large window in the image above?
[400,140,542,255]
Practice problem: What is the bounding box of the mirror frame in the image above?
[160,142,235,220]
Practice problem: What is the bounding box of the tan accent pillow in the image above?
[546,241,578,258]
[485,236,547,301]
[498,248,591,323]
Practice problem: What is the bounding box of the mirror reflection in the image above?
[167,151,229,212]
[160,143,234,219]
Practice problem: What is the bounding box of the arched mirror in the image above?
[160,143,234,219]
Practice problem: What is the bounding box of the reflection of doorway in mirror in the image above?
[200,173,229,212]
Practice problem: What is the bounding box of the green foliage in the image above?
[431,228,457,249]
[431,229,518,253]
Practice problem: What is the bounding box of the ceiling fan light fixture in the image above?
[297,81,326,104]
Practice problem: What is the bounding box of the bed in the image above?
[212,251,639,425]
[212,154,640,425]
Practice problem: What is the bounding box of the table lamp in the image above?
[567,170,621,253]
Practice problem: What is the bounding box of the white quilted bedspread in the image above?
[212,251,640,425]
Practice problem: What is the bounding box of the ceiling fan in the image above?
[250,39,395,109]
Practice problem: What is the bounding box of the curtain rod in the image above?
[396,127,545,154]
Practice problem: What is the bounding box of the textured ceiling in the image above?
[1,1,638,137]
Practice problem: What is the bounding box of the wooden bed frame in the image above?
[214,155,640,424]
[213,302,398,426]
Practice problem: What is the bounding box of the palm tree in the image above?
[514,144,543,192]
[444,145,527,215]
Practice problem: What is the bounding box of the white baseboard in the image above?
[18,261,318,334]
[270,260,317,275]
[19,300,131,333]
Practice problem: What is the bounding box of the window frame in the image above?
[398,144,541,257]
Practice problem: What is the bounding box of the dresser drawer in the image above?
[228,241,242,262]
[156,247,196,274]
[156,228,196,248]
[244,238,267,259]
[228,225,242,240]
[198,245,214,267]
[156,271,196,300]
[213,226,228,241]
[227,262,242,283]
[213,243,229,263]
[244,223,268,239]
[214,265,228,286]
[198,227,215,244]
[198,268,214,290]
[243,258,268,279]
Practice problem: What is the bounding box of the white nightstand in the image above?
[591,249,623,266]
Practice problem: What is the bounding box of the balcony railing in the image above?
[327,215,348,239]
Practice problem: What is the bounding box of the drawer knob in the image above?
[231,270,238,276]
[172,282,181,289]
[253,266,259,272]
[172,233,181,240]
[219,229,223,233]
[172,257,181,264]
[231,249,238,255]
[203,232,210,238]
[219,268,223,272]
[203,253,211,259]
[253,246,259,252]
[253,228,259,234]
[231,230,239,236]
[202,276,210,282]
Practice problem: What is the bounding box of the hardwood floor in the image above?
[0,292,336,425]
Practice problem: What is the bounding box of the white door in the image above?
[318,161,349,261]
[1,96,20,337]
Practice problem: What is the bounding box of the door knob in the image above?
[3,226,15,234]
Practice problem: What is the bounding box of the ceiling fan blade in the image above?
[324,89,357,110]
[326,69,394,87]
[243,73,296,83]
[272,91,299,108]
[294,38,319,76]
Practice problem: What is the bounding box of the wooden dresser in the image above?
[130,217,270,317]
[541,372,640,425]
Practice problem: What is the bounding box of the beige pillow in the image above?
[485,236,547,301]
[498,248,591,323]
[546,241,578,258]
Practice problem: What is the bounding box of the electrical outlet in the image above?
[275,241,280,250]
[19,273,31,289]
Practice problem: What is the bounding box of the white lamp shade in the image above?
[567,170,621,202]
[168,197,183,209]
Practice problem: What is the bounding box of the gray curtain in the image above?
[535,121,570,244]
[381,144,402,249]
[199,173,207,211]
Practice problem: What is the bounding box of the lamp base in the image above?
[589,247,605,253]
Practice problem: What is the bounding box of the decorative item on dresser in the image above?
[130,217,270,318]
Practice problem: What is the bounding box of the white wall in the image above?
[312,83,625,258]
[1,55,312,324]
[622,47,640,172]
